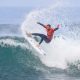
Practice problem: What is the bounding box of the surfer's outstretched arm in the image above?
[54,24,60,31]
[37,22,45,28]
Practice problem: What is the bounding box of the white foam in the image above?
[0,38,29,49]
[21,5,80,69]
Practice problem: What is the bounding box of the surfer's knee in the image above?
[45,39,51,43]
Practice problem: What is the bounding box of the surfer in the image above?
[27,22,60,46]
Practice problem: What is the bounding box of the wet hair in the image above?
[47,24,51,27]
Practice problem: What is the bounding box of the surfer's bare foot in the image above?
[26,33,32,37]
[36,44,40,48]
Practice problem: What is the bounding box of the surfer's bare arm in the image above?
[54,24,60,31]
[37,22,45,28]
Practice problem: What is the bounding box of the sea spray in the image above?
[21,6,80,69]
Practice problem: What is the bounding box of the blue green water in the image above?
[0,36,80,80]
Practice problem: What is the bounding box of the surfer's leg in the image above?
[32,33,50,44]
[39,38,44,44]
[32,33,43,37]
[32,33,45,44]
[42,35,51,43]
[39,35,51,44]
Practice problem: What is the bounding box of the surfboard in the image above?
[25,32,46,55]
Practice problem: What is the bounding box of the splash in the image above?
[21,4,80,69]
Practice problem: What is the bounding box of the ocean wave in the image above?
[0,36,46,71]
[0,36,80,77]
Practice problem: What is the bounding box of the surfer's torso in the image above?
[45,26,55,40]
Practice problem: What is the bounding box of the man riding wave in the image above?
[27,22,61,46]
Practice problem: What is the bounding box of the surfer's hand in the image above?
[57,24,61,28]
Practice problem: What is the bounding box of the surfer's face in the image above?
[47,25,51,30]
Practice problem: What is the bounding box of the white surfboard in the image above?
[25,32,46,55]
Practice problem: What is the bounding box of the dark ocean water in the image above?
[0,36,80,80]
[0,37,45,80]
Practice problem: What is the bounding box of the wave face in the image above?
[0,36,48,80]
[0,36,80,80]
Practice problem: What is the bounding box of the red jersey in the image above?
[45,26,55,40]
